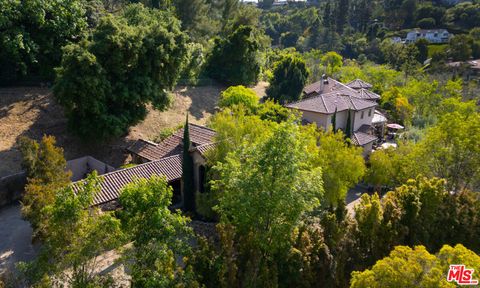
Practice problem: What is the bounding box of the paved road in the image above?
[346,184,368,216]
[0,204,38,276]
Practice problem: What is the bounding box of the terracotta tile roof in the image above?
[351,131,377,146]
[291,78,379,114]
[127,123,216,161]
[195,142,216,157]
[358,89,380,100]
[346,79,373,90]
[357,124,374,134]
[303,77,350,95]
[72,154,182,206]
[286,91,377,114]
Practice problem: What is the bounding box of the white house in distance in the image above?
[405,29,450,44]
[285,76,385,156]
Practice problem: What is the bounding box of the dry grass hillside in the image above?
[0,82,267,177]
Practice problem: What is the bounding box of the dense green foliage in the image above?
[351,244,480,288]
[205,25,262,85]
[266,54,309,104]
[119,176,196,287]
[7,0,480,287]
[210,122,324,286]
[367,108,480,192]
[218,85,259,111]
[20,172,124,287]
[0,0,88,82]
[54,4,188,140]
[18,136,71,239]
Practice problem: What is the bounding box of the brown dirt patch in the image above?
[0,83,267,177]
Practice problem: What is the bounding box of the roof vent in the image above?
[322,73,328,84]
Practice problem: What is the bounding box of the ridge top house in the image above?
[286,75,386,156]
[405,29,450,44]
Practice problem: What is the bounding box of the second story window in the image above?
[368,109,372,117]
[361,111,364,119]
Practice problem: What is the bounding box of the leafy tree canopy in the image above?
[205,25,263,85]
[20,172,124,287]
[18,135,71,238]
[219,85,259,112]
[211,122,324,286]
[54,4,188,140]
[119,176,196,287]
[0,0,88,82]
[351,244,480,288]
[266,54,309,104]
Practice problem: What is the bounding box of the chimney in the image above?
[322,73,329,85]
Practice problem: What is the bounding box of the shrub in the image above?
[218,85,259,111]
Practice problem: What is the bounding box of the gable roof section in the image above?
[195,142,216,157]
[346,79,373,90]
[72,154,182,206]
[127,123,216,161]
[351,131,377,146]
[358,89,380,100]
[303,77,350,95]
[286,91,377,114]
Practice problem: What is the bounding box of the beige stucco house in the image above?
[286,76,385,156]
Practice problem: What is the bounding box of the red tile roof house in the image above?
[72,124,215,210]
[286,75,386,157]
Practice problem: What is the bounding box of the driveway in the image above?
[346,184,368,216]
[0,204,38,276]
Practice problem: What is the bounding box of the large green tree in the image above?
[20,172,124,287]
[212,122,324,286]
[218,85,259,112]
[0,0,87,82]
[205,25,262,85]
[119,176,197,287]
[266,54,309,104]
[313,129,366,206]
[419,111,480,192]
[18,135,72,238]
[54,4,188,140]
[173,0,213,40]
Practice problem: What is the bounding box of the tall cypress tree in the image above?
[331,107,337,132]
[182,115,195,212]
[345,109,352,139]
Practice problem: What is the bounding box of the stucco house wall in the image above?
[353,108,375,131]
[191,150,207,194]
[331,110,348,131]
[67,156,115,181]
[301,110,330,130]
[405,30,450,44]
[362,142,374,157]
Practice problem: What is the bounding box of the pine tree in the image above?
[182,114,195,212]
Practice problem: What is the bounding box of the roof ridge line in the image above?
[73,154,182,183]
[286,93,325,106]
[188,122,216,132]
[320,95,329,113]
